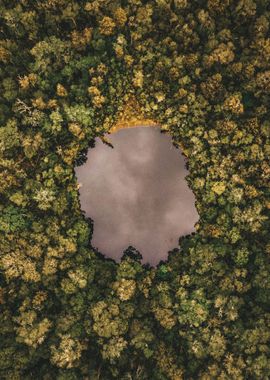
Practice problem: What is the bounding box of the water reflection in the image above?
[75,126,199,265]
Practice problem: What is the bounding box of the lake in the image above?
[75,126,199,266]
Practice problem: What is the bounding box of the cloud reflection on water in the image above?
[75,126,199,266]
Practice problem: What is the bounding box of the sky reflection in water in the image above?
[75,126,199,266]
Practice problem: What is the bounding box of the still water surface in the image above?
[75,126,199,265]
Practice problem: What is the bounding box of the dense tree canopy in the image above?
[0,0,270,378]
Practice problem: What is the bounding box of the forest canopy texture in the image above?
[0,0,270,379]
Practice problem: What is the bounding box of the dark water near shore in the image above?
[75,126,199,265]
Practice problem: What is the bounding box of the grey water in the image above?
[75,126,199,266]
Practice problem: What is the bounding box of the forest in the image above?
[0,0,270,379]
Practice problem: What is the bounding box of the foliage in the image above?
[0,0,269,379]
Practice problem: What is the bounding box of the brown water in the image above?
[75,126,199,265]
